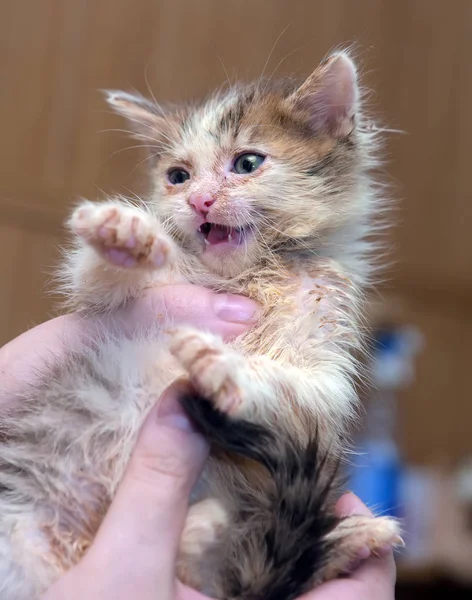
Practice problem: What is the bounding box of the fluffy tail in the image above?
[179,392,342,600]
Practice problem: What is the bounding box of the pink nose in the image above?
[189,193,216,217]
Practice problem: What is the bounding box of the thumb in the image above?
[109,284,260,341]
[89,381,209,585]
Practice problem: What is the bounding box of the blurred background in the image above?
[1,0,471,597]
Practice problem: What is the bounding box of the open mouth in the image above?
[197,222,247,248]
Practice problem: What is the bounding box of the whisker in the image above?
[130,121,177,145]
[124,113,179,144]
[264,33,319,93]
[214,49,232,88]
[99,128,152,139]
[258,23,291,88]
[105,116,177,147]
[144,60,159,107]
[263,44,304,93]
[119,187,148,208]
[106,144,169,161]
[130,151,163,173]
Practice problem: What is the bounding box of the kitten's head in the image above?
[108,52,372,276]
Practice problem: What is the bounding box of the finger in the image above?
[89,381,209,595]
[177,581,216,600]
[114,284,260,340]
[0,285,260,404]
[301,555,395,600]
[301,573,394,600]
[335,492,373,517]
[0,314,81,405]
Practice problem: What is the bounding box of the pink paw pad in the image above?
[125,235,136,249]
[70,203,168,270]
[104,248,137,268]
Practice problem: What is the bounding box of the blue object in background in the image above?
[349,437,402,518]
[348,327,422,518]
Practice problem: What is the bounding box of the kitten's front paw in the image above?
[69,203,170,269]
[169,328,248,415]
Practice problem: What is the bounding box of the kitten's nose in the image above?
[189,193,216,218]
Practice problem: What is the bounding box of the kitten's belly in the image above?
[0,335,188,596]
[0,330,253,597]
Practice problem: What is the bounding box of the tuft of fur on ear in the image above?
[105,90,167,141]
[289,52,359,138]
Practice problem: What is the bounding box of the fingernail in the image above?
[158,383,196,432]
[213,294,260,324]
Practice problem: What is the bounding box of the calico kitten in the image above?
[0,52,401,600]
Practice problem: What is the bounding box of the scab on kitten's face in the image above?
[108,54,360,276]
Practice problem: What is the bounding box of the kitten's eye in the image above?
[233,153,265,175]
[167,168,190,185]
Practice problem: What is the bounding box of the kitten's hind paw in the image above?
[169,328,247,415]
[69,202,171,269]
[321,515,403,581]
[177,498,229,591]
[180,498,229,557]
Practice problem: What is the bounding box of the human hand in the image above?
[41,381,211,600]
[0,284,260,405]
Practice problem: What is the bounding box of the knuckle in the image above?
[129,450,189,491]
[129,429,192,489]
[144,448,188,479]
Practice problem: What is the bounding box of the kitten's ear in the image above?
[105,90,166,141]
[289,53,359,138]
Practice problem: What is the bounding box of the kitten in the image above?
[0,52,401,600]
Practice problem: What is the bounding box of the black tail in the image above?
[179,392,342,600]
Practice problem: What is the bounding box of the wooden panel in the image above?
[0,0,470,291]
[0,0,471,461]
[399,305,472,464]
[0,226,22,342]
[377,293,472,464]
[0,225,61,345]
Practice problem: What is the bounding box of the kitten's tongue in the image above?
[206,225,242,246]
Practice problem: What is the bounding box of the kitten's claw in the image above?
[69,203,170,270]
[169,328,246,415]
